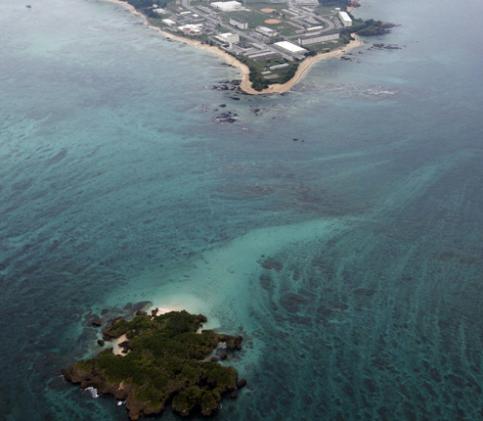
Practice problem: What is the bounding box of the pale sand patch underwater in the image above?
[106,0,363,95]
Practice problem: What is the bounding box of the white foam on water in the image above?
[84,386,99,399]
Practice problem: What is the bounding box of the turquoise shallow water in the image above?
[1,0,483,419]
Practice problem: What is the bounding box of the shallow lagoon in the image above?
[0,0,482,419]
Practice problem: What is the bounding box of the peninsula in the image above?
[62,310,246,420]
[111,0,393,94]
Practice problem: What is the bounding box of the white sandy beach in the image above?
[111,334,128,356]
[107,0,363,95]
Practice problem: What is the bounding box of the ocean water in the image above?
[1,0,482,419]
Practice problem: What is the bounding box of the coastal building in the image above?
[338,11,352,27]
[215,32,240,44]
[273,40,307,58]
[256,26,278,38]
[153,7,168,14]
[210,1,243,12]
[178,23,203,35]
[297,32,340,46]
[289,0,318,6]
[245,50,281,60]
[162,18,176,26]
[269,63,289,70]
[229,18,248,30]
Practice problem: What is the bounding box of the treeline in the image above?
[249,63,299,91]
[349,18,396,36]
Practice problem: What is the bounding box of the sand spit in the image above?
[107,0,363,94]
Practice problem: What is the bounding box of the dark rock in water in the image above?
[230,96,241,101]
[97,339,105,347]
[292,138,299,142]
[218,350,228,360]
[219,104,226,108]
[89,315,102,327]
[212,80,241,93]
[341,56,352,61]
[226,335,243,351]
[215,111,237,123]
[26,4,32,8]
[237,378,247,389]
[371,43,402,50]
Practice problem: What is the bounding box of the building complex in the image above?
[147,0,356,87]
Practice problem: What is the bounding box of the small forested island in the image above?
[115,0,394,93]
[62,310,246,420]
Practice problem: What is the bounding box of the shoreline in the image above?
[106,0,363,95]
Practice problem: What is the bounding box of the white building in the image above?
[178,23,203,35]
[229,18,248,30]
[256,26,278,38]
[215,32,240,44]
[210,1,243,12]
[273,41,307,55]
[338,11,352,27]
[298,32,340,46]
[290,0,318,6]
[269,63,289,70]
[162,18,176,26]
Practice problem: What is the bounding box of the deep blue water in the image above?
[1,0,482,419]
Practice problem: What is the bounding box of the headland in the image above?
[108,0,393,94]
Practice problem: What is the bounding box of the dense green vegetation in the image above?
[350,18,396,36]
[238,55,300,91]
[63,311,245,420]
